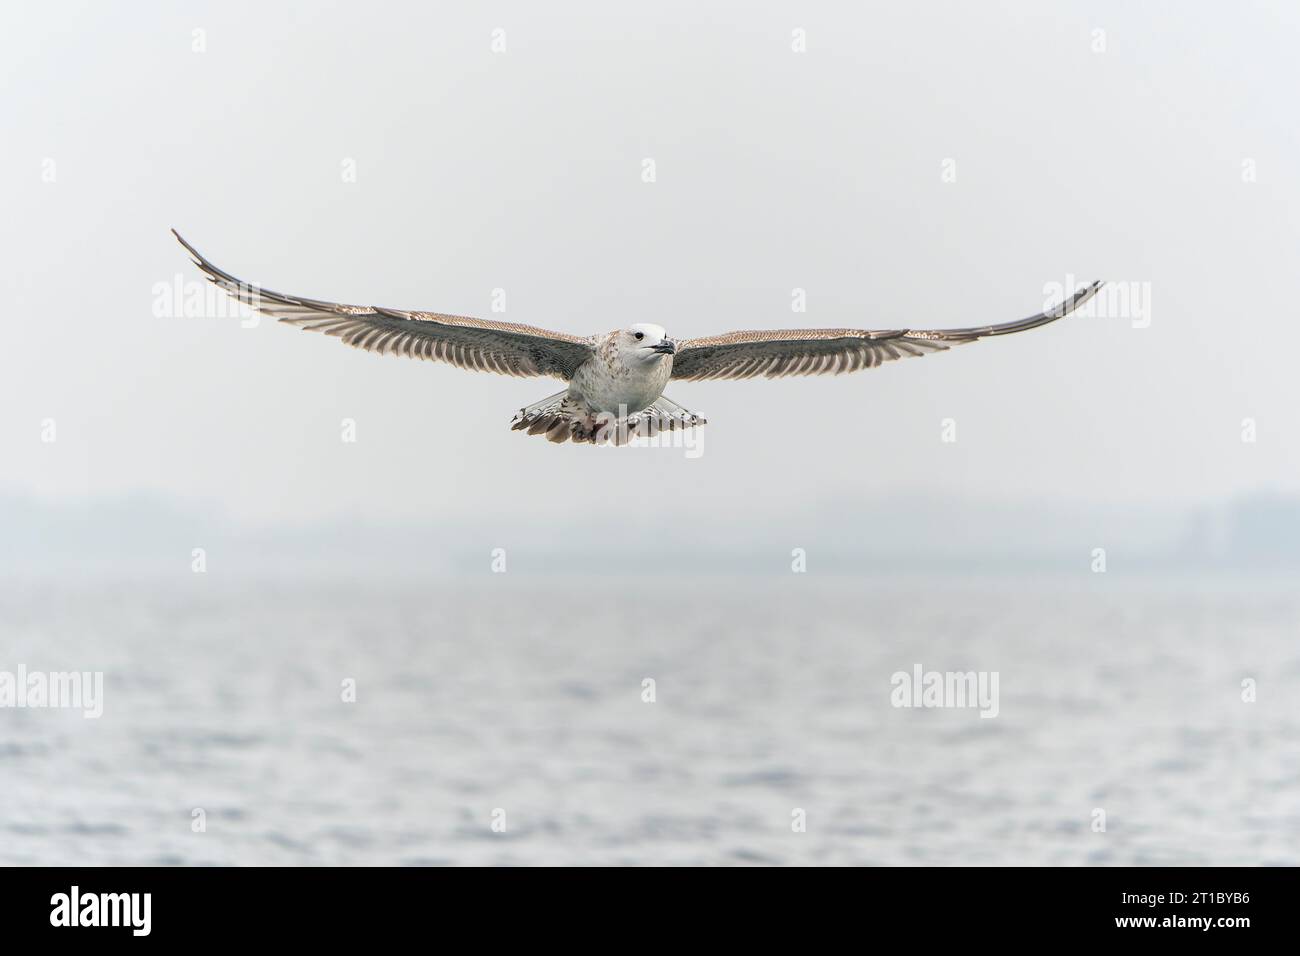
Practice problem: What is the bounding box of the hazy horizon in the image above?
[5,484,1300,578]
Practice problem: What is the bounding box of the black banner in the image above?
[0,865,1287,943]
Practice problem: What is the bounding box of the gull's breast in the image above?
[574,357,671,415]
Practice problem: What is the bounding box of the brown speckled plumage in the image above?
[173,230,594,380]
[174,230,1101,445]
[670,281,1103,381]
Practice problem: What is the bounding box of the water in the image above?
[2,573,1297,865]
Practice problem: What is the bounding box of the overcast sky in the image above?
[3,1,1298,539]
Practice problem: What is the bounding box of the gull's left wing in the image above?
[670,281,1102,381]
[173,230,595,380]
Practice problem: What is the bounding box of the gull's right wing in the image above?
[173,230,596,380]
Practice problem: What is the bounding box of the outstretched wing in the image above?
[173,230,595,380]
[670,281,1103,381]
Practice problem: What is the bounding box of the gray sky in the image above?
[3,0,1299,538]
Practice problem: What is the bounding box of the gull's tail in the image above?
[638,394,708,435]
[510,390,589,443]
[510,391,707,445]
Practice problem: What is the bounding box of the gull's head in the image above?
[619,323,675,363]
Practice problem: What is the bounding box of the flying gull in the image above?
[173,230,1101,445]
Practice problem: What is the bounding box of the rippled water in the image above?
[2,573,1298,865]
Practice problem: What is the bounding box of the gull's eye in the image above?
[634,332,644,341]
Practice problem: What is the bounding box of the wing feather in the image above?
[173,230,594,380]
[671,281,1103,381]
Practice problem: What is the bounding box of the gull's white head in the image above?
[616,323,676,364]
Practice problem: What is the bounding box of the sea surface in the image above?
[1,573,1298,866]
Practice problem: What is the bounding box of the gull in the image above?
[173,230,1101,445]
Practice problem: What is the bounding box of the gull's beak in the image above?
[652,338,676,355]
